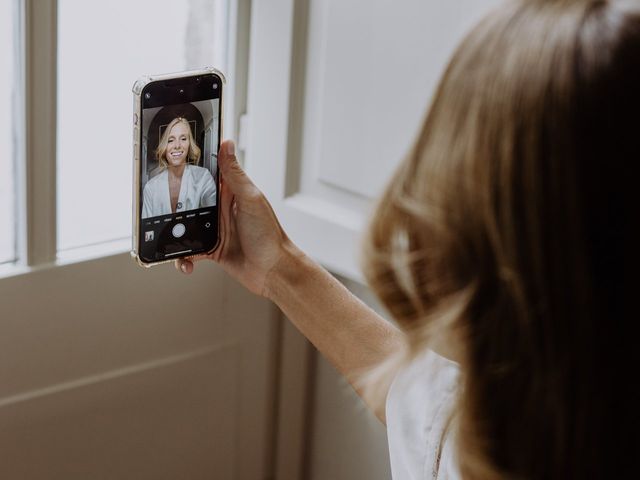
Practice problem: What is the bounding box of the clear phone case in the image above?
[131,67,226,268]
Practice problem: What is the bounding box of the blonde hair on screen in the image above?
[155,117,201,169]
[363,0,636,478]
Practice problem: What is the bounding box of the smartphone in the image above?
[131,67,224,267]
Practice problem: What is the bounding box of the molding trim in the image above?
[0,343,235,409]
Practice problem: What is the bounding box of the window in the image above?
[1,0,236,272]
[0,0,15,264]
[57,0,229,252]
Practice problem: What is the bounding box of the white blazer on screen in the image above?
[142,164,216,218]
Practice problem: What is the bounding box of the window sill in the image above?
[0,237,131,280]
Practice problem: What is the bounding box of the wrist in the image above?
[263,240,311,303]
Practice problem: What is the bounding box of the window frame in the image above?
[17,0,58,267]
[1,0,249,278]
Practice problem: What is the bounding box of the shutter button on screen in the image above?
[172,223,186,238]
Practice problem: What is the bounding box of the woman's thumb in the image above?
[218,140,256,197]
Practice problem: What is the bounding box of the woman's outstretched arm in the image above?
[267,241,403,420]
[177,140,403,420]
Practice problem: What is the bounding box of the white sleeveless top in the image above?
[386,350,461,480]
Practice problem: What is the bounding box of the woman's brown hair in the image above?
[364,0,636,478]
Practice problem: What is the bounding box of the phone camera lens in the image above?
[179,89,184,94]
[144,92,151,99]
[213,84,218,90]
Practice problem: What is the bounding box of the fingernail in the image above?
[226,141,235,156]
[180,263,188,273]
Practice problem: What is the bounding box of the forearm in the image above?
[266,242,404,410]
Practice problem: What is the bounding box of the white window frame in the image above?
[2,0,250,277]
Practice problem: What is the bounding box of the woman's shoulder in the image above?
[188,164,214,181]
[386,349,460,479]
[146,169,166,186]
[391,349,459,395]
[144,170,167,190]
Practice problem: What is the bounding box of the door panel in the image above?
[308,0,501,199]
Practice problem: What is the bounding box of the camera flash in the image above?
[213,84,218,90]
[145,92,151,99]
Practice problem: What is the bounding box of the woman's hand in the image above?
[175,140,298,297]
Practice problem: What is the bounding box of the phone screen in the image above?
[137,73,222,263]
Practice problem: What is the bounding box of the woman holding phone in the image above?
[178,0,634,478]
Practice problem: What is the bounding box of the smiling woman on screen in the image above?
[142,117,216,219]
